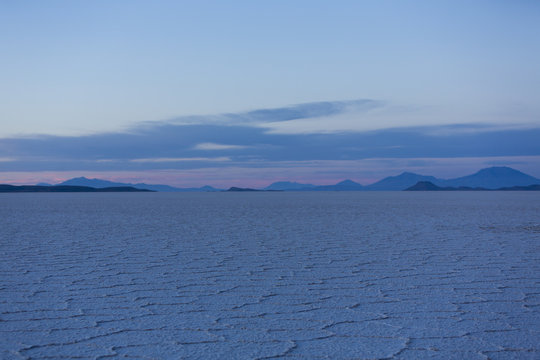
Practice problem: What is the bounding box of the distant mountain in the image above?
[311,179,364,191]
[405,181,445,191]
[57,177,220,192]
[50,167,540,192]
[264,181,315,190]
[377,167,540,190]
[365,172,440,191]
[405,181,480,191]
[498,184,540,191]
[227,187,283,192]
[227,187,261,192]
[441,167,540,189]
[0,185,152,193]
[199,185,219,192]
[59,177,125,188]
[260,167,540,191]
[405,181,540,191]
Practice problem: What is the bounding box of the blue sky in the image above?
[1,1,539,186]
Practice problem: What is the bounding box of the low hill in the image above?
[264,181,315,190]
[57,177,220,192]
[227,187,261,192]
[405,181,540,191]
[0,185,153,193]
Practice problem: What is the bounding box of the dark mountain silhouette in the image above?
[405,181,446,191]
[0,185,152,193]
[405,181,540,191]
[227,187,283,192]
[365,172,439,191]
[57,177,220,192]
[498,184,540,191]
[264,181,315,190]
[227,187,261,192]
[405,181,481,191]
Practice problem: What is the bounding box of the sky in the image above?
[1,0,539,187]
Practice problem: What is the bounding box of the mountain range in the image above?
[263,167,540,191]
[49,177,221,192]
[35,167,540,192]
[0,185,151,193]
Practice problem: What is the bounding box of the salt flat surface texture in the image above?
[1,192,539,359]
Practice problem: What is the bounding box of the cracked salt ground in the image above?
[1,192,539,359]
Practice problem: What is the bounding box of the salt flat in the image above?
[1,192,539,359]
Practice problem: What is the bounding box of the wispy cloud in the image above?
[154,99,383,130]
[235,99,382,123]
[193,143,248,150]
[420,123,540,136]
[129,157,231,163]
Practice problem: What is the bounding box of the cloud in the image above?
[235,99,382,123]
[193,143,248,150]
[153,99,383,130]
[129,157,231,163]
[1,99,539,183]
[1,122,539,173]
[420,123,540,136]
[258,105,540,135]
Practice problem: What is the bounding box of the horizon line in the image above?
[2,165,537,189]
